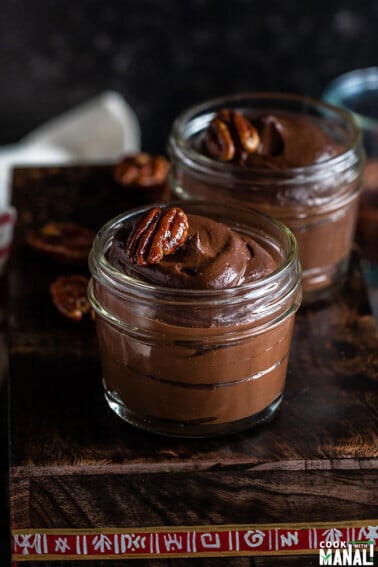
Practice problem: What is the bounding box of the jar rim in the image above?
[169,91,362,178]
[89,200,300,303]
[322,67,378,131]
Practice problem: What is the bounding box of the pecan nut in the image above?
[205,108,260,162]
[114,153,169,188]
[50,274,92,322]
[127,206,189,266]
[26,222,95,264]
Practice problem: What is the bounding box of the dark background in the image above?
[1,0,378,152]
[0,0,377,564]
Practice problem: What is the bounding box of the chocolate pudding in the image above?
[107,213,277,289]
[89,202,302,437]
[356,159,378,262]
[168,94,364,301]
[203,112,342,169]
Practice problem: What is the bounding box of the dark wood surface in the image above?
[7,165,378,565]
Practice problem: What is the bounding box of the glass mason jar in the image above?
[88,201,301,437]
[323,69,378,307]
[168,93,364,302]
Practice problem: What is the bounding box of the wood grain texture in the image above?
[10,470,378,529]
[8,166,378,566]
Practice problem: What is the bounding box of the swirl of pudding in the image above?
[245,113,342,169]
[107,212,277,289]
[201,109,343,170]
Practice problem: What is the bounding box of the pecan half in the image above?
[114,153,169,188]
[205,109,260,162]
[26,222,95,264]
[50,274,92,322]
[127,206,189,266]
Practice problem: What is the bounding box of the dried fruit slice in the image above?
[26,222,95,264]
[50,274,92,322]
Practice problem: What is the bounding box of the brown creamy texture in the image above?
[108,213,277,290]
[174,110,360,296]
[244,113,342,168]
[97,314,293,428]
[95,211,296,434]
[356,159,378,262]
[201,111,343,169]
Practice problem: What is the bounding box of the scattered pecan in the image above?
[114,153,169,188]
[50,274,92,322]
[26,222,95,264]
[205,108,260,162]
[127,206,189,266]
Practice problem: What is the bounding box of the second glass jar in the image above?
[168,93,364,301]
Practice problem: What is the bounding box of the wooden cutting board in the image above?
[8,165,378,566]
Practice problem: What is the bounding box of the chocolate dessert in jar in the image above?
[168,93,364,302]
[323,68,378,264]
[88,201,301,437]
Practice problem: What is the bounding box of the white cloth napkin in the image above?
[0,91,141,272]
